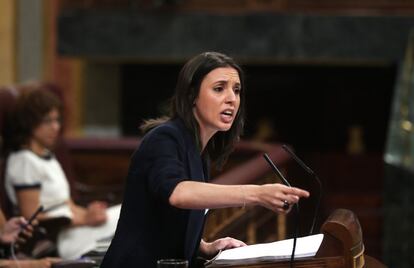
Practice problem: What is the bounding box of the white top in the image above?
[5,149,73,218]
[5,149,122,260]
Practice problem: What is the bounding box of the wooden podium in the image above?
[206,209,386,268]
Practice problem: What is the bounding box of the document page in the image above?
[207,234,324,266]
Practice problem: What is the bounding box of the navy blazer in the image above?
[101,118,209,268]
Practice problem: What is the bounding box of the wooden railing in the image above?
[59,0,414,14]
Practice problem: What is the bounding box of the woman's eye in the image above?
[213,86,223,92]
[234,87,241,94]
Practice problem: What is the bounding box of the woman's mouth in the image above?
[220,109,234,123]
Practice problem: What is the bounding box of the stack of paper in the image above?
[206,234,324,267]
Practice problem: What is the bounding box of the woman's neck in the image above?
[198,126,216,152]
[26,140,48,157]
[193,114,216,152]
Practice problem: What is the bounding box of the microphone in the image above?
[282,144,322,235]
[263,153,292,187]
[263,153,298,268]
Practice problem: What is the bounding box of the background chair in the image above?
[0,86,19,216]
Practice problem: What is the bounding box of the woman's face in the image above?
[193,67,241,140]
[31,108,61,149]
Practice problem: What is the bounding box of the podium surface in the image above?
[206,209,386,268]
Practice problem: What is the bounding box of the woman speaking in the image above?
[101,52,309,267]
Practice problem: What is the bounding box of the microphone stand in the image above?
[263,154,298,268]
[282,145,323,235]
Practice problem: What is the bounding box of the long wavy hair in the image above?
[141,51,246,168]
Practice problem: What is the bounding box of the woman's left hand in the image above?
[85,201,108,226]
[199,237,246,258]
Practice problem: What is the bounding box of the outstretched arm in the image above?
[169,181,309,213]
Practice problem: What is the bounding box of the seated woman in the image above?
[3,83,120,260]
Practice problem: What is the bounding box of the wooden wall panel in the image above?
[0,0,16,85]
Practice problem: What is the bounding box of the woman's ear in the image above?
[191,94,197,106]
[189,86,199,106]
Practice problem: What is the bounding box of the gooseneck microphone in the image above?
[263,153,298,268]
[263,153,292,187]
[282,144,322,235]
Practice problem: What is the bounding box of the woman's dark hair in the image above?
[4,82,62,153]
[141,51,245,168]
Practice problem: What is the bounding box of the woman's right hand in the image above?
[251,183,309,213]
[0,217,29,244]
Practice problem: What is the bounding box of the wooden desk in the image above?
[206,209,386,268]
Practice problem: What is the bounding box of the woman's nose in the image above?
[52,120,61,131]
[225,88,237,103]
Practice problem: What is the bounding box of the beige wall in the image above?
[0,0,85,136]
[1,1,133,136]
[17,0,44,83]
[0,0,45,85]
[0,0,17,85]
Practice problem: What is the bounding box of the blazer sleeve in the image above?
[142,125,189,204]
